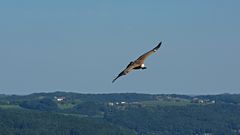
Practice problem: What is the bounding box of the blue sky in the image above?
[0,1,240,95]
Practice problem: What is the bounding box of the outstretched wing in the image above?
[112,71,125,83]
[112,63,137,83]
[134,42,162,64]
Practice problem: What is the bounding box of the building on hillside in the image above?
[54,96,66,102]
[108,102,114,106]
[191,98,216,104]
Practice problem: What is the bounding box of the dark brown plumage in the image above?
[112,42,162,83]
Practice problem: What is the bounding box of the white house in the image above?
[54,96,66,102]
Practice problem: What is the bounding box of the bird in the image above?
[112,42,162,83]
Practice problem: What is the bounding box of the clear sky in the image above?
[0,0,240,95]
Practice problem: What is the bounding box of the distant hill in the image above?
[0,92,240,135]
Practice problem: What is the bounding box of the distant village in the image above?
[53,96,216,106]
[191,97,216,104]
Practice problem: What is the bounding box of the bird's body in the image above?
[112,42,162,83]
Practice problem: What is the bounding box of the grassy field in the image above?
[0,104,22,109]
[57,103,76,109]
[56,99,82,109]
[140,99,191,107]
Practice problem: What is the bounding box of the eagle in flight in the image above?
[112,42,162,83]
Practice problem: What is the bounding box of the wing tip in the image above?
[112,75,120,83]
[112,77,117,83]
[153,41,162,52]
[158,41,162,47]
[112,78,117,83]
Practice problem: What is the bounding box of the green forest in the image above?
[0,92,240,135]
